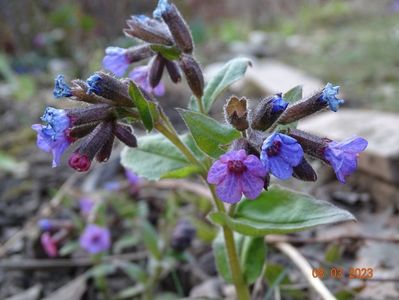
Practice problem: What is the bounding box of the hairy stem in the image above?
[196,96,206,114]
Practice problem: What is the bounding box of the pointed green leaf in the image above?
[128,81,157,131]
[212,231,266,284]
[283,85,303,103]
[209,185,355,236]
[141,220,161,260]
[178,109,241,158]
[189,57,252,112]
[121,134,202,180]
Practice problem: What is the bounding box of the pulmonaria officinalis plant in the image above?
[33,0,368,298]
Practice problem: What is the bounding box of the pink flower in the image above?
[207,150,267,203]
[41,232,58,257]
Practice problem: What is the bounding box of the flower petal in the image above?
[215,173,242,203]
[241,171,264,199]
[244,155,267,177]
[207,160,227,184]
[269,156,293,180]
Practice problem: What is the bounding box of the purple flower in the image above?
[260,133,304,180]
[38,219,53,231]
[324,137,368,183]
[86,73,102,95]
[129,66,165,97]
[207,150,267,204]
[53,75,72,98]
[271,94,288,113]
[41,232,58,257]
[103,181,121,191]
[32,107,72,167]
[125,170,141,193]
[102,47,130,77]
[79,197,95,215]
[319,83,344,112]
[79,224,111,254]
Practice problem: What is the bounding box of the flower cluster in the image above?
[208,87,367,203]
[102,0,203,98]
[33,73,139,171]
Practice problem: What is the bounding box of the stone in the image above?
[298,109,399,185]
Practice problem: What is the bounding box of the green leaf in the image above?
[59,240,79,256]
[141,220,161,260]
[113,234,140,254]
[121,134,190,181]
[209,185,355,236]
[212,231,266,284]
[128,81,157,131]
[88,263,116,278]
[117,261,148,283]
[150,44,181,61]
[189,57,251,112]
[240,236,266,284]
[283,85,303,103]
[178,109,241,158]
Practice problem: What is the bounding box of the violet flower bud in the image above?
[292,158,317,182]
[165,60,182,83]
[148,54,166,88]
[224,96,249,131]
[251,94,288,131]
[129,66,165,97]
[124,15,173,46]
[102,47,130,77]
[171,219,196,252]
[113,123,138,147]
[279,83,344,125]
[87,72,133,107]
[179,53,204,98]
[158,2,194,53]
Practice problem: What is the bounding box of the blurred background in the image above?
[1,0,399,299]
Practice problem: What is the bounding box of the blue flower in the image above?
[32,107,71,167]
[102,47,130,77]
[260,133,304,180]
[324,137,368,183]
[153,0,170,19]
[38,219,53,231]
[86,74,102,95]
[271,94,288,113]
[53,75,72,98]
[320,83,344,112]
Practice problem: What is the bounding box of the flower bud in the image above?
[179,54,204,98]
[171,219,196,252]
[292,158,317,182]
[70,80,116,105]
[113,123,137,147]
[224,96,249,131]
[159,3,193,53]
[86,72,133,107]
[67,123,99,140]
[126,44,155,63]
[149,54,166,88]
[96,135,115,163]
[67,104,113,126]
[165,60,181,83]
[250,94,288,131]
[68,152,91,172]
[288,129,330,161]
[124,15,173,46]
[278,91,324,125]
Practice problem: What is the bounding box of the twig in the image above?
[0,251,147,271]
[274,242,336,300]
[266,234,399,244]
[0,173,82,258]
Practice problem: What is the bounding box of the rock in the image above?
[5,285,42,300]
[189,277,224,299]
[204,59,323,97]
[298,109,399,185]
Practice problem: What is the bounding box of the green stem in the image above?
[196,96,206,114]
[154,119,250,299]
[209,185,251,300]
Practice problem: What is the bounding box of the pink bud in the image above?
[68,153,91,172]
[41,232,58,257]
